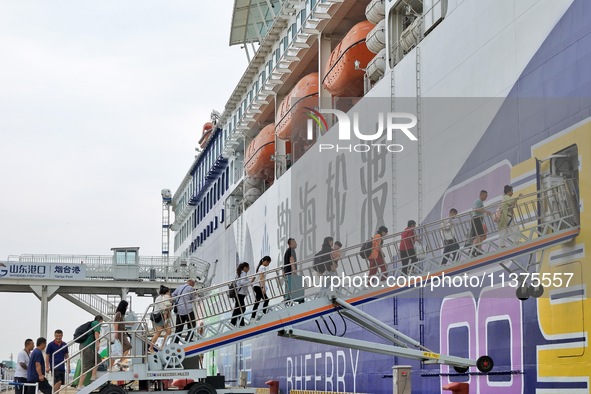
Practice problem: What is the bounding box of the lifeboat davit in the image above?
[322,21,376,97]
[198,122,214,149]
[244,123,291,183]
[276,72,319,141]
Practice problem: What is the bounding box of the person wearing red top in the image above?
[399,220,417,275]
[368,226,389,280]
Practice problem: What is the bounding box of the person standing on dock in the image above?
[26,338,51,394]
[14,339,33,394]
[45,329,69,392]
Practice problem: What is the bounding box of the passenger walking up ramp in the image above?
[155,181,579,372]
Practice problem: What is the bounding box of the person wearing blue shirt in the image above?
[45,329,69,391]
[26,338,51,394]
[172,279,196,342]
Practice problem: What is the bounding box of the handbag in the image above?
[228,280,238,299]
[150,311,163,324]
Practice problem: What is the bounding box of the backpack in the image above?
[359,240,373,260]
[313,251,328,274]
[73,321,93,344]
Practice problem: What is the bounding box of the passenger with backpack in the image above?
[313,237,334,275]
[368,226,388,280]
[76,315,103,390]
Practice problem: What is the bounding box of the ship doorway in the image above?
[536,144,580,227]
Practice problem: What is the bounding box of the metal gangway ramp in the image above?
[69,182,579,394]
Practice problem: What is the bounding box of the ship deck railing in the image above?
[5,254,210,283]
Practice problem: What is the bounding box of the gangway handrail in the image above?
[53,320,150,394]
[139,182,579,356]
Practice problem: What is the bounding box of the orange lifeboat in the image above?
[244,124,291,183]
[322,21,376,97]
[198,122,214,149]
[276,72,319,141]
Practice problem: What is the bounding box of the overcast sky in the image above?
[0,1,246,363]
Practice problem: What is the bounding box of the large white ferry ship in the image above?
[168,0,590,392]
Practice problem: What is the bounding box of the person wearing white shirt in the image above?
[251,256,271,320]
[231,262,251,326]
[441,208,459,265]
[14,339,34,394]
[149,285,172,352]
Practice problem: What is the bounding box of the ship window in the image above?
[300,7,307,24]
[275,48,280,63]
[486,319,511,382]
[448,326,469,382]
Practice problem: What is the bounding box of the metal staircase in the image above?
[69,182,579,394]
[60,294,130,317]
